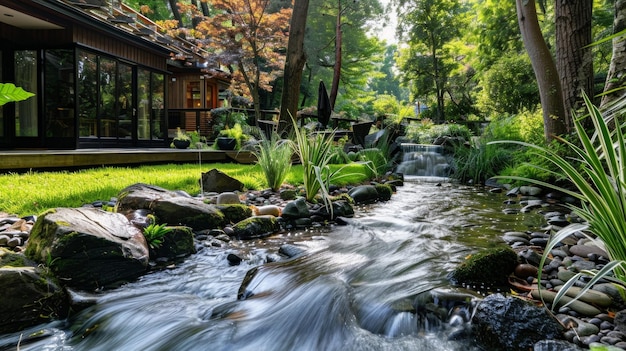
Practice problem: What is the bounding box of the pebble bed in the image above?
[2,183,626,350]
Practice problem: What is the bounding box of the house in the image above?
[0,0,229,150]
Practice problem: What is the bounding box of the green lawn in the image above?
[0,162,370,217]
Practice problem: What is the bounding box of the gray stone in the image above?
[348,185,379,204]
[473,294,563,351]
[569,244,608,259]
[533,340,585,351]
[216,192,241,205]
[282,197,310,219]
[116,183,226,231]
[25,207,149,290]
[201,168,244,193]
[520,186,543,196]
[150,226,196,261]
[0,266,68,333]
[279,244,306,258]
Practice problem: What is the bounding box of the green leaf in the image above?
[0,83,35,106]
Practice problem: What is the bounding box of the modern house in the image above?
[0,0,229,150]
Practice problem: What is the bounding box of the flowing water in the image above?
[396,143,452,179]
[0,182,545,351]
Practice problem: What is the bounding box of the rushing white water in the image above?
[396,143,452,179]
[0,182,543,351]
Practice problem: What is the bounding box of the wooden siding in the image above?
[73,26,167,71]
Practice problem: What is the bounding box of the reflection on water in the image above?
[0,182,544,351]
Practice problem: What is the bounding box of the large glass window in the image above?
[0,51,3,138]
[45,49,75,138]
[15,50,38,137]
[137,68,150,140]
[151,73,164,140]
[78,51,97,138]
[118,63,133,139]
[99,56,116,138]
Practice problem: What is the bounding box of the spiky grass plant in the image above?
[490,93,626,309]
[252,132,293,191]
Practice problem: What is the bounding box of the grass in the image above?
[0,162,371,217]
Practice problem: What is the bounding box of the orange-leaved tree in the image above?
[196,0,291,122]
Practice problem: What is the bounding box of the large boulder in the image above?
[0,248,69,333]
[201,169,245,193]
[0,266,69,333]
[116,183,225,231]
[150,226,196,261]
[472,294,563,351]
[348,185,380,204]
[447,246,518,288]
[25,207,149,290]
[232,215,280,240]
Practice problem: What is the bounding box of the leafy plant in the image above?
[143,222,172,250]
[490,93,626,309]
[452,139,512,184]
[0,83,35,106]
[252,132,293,191]
[173,127,191,141]
[217,123,248,150]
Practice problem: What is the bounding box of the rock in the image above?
[227,253,242,266]
[279,189,297,201]
[515,263,538,279]
[216,192,241,205]
[448,247,518,287]
[279,244,306,258]
[217,204,253,224]
[472,294,563,351]
[150,226,196,261]
[201,168,244,193]
[520,186,543,196]
[0,265,69,333]
[25,207,149,290]
[281,197,310,219]
[252,205,282,217]
[613,310,626,333]
[116,183,225,231]
[374,184,393,201]
[530,290,602,316]
[231,215,280,240]
[533,340,585,351]
[569,244,608,259]
[348,185,380,204]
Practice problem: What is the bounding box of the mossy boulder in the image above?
[347,185,379,204]
[448,246,518,288]
[0,266,69,333]
[25,207,149,291]
[375,184,393,201]
[116,183,226,231]
[150,226,196,261]
[232,215,280,240]
[217,204,253,224]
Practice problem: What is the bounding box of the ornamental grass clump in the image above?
[490,93,626,309]
[252,132,293,191]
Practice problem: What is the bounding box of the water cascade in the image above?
[396,143,451,180]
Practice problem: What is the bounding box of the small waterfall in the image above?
[396,143,451,179]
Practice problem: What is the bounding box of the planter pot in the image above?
[173,139,190,149]
[216,137,236,150]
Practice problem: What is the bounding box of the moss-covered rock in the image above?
[375,184,393,201]
[150,226,196,262]
[448,246,518,288]
[232,215,280,240]
[217,204,253,224]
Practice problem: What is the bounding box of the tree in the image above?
[396,0,462,123]
[601,0,626,109]
[369,44,407,101]
[197,0,292,122]
[279,0,310,126]
[556,0,593,130]
[516,0,566,142]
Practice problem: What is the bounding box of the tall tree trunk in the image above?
[168,0,183,27]
[280,0,310,128]
[329,0,343,110]
[516,0,567,142]
[601,0,626,109]
[556,0,592,130]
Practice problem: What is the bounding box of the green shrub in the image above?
[405,122,472,144]
[252,132,293,191]
[143,222,172,250]
[452,140,513,184]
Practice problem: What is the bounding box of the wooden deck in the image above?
[0,148,256,173]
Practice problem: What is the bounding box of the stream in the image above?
[0,181,545,351]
